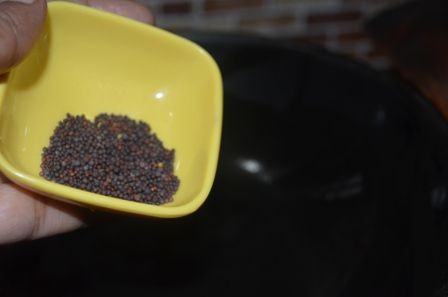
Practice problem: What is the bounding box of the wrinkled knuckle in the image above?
[29,197,45,240]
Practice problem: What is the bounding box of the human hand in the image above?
[0,0,154,245]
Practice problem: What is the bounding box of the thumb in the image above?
[0,0,47,74]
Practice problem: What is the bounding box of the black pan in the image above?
[1,31,448,297]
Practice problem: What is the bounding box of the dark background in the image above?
[2,28,448,296]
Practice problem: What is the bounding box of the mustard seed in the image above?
[40,113,179,205]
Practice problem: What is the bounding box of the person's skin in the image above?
[0,0,154,245]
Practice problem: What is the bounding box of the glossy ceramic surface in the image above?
[0,2,222,218]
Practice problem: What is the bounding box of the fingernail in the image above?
[0,0,35,4]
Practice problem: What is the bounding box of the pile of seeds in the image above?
[40,113,179,205]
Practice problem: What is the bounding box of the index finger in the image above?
[70,0,155,24]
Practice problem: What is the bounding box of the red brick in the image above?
[342,0,392,3]
[337,31,368,42]
[161,2,192,14]
[240,14,297,27]
[307,10,363,24]
[204,0,263,12]
[367,47,388,59]
[289,33,328,45]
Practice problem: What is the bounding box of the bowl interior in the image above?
[0,3,222,217]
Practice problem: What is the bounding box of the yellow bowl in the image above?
[0,2,222,218]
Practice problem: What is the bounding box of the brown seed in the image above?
[40,113,180,205]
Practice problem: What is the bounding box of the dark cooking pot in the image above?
[1,31,448,297]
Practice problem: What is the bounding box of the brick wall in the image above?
[136,0,409,69]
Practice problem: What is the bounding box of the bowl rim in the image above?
[0,1,223,218]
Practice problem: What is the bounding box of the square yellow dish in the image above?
[0,2,222,218]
